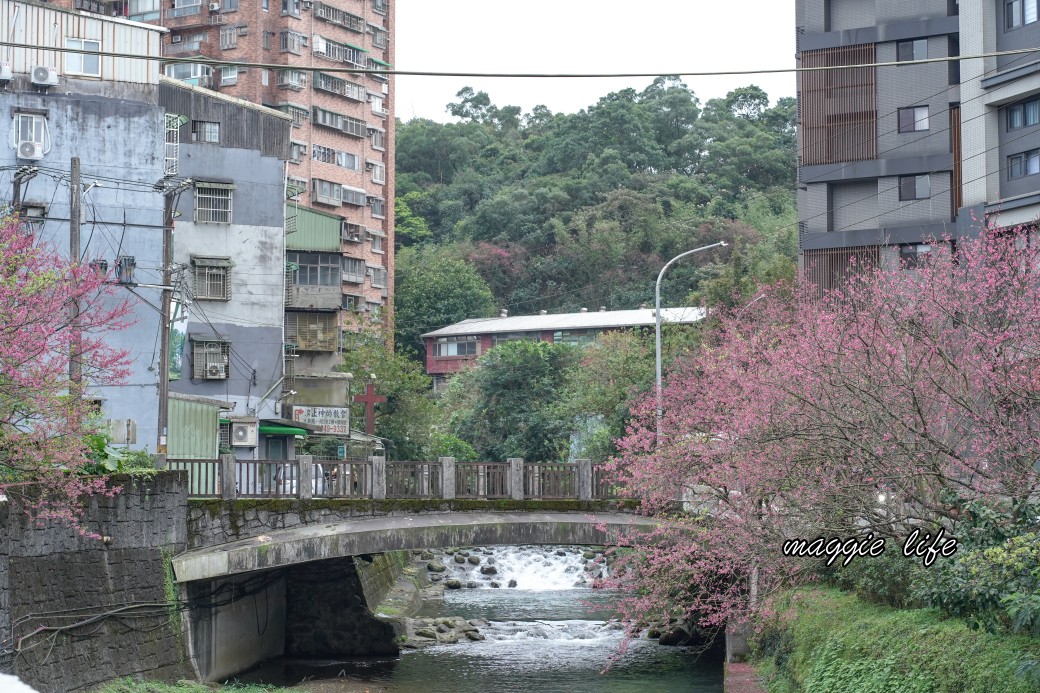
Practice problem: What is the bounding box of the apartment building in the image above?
[57,0,396,356]
[796,0,1040,292]
[0,0,166,449]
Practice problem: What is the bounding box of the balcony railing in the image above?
[161,456,620,501]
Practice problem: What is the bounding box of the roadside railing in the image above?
[160,456,619,501]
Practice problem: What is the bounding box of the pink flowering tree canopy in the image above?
[0,217,132,530]
[609,228,1040,628]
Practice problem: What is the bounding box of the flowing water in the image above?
[238,545,724,692]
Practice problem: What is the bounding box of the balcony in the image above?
[163,6,208,28]
[286,283,342,311]
[164,40,206,57]
[75,0,126,16]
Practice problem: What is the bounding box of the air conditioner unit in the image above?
[17,141,43,161]
[0,63,12,81]
[208,2,220,10]
[30,66,59,87]
[230,419,258,447]
[171,35,183,43]
[204,363,227,379]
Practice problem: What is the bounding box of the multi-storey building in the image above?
[0,0,167,450]
[58,0,396,371]
[796,0,1040,292]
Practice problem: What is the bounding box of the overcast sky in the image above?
[394,1,796,124]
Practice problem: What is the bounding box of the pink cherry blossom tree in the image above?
[0,216,132,531]
[608,226,1040,629]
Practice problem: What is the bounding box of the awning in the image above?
[370,58,392,68]
[191,256,235,267]
[345,42,369,53]
[259,424,309,436]
[194,181,237,190]
[367,227,385,237]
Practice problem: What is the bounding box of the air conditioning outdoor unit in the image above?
[171,35,183,43]
[230,419,259,447]
[209,2,220,10]
[0,63,12,82]
[30,66,59,87]
[17,140,43,161]
[204,363,227,379]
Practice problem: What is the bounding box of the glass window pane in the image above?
[898,109,913,133]
[1028,151,1040,175]
[1026,100,1039,126]
[915,107,929,130]
[1009,105,1024,129]
[915,175,930,199]
[1027,0,1037,23]
[914,39,928,59]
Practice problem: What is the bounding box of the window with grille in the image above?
[192,258,232,300]
[369,266,387,288]
[316,73,366,101]
[195,185,233,223]
[370,128,385,149]
[369,161,385,184]
[312,178,343,205]
[277,69,307,89]
[315,3,366,31]
[553,329,599,346]
[191,120,220,143]
[342,257,365,283]
[284,312,338,351]
[369,197,385,218]
[220,27,237,49]
[280,30,306,53]
[192,340,230,379]
[343,187,367,206]
[373,0,387,15]
[164,113,180,176]
[289,141,307,163]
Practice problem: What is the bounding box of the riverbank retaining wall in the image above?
[0,473,194,692]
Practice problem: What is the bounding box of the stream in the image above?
[236,545,724,692]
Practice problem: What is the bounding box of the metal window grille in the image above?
[194,264,230,300]
[191,120,220,143]
[164,113,180,176]
[220,27,237,49]
[195,187,232,223]
[192,340,230,379]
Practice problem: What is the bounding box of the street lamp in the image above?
[655,242,728,442]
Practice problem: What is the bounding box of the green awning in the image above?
[345,42,369,53]
[259,424,309,436]
[370,58,392,67]
[219,418,232,424]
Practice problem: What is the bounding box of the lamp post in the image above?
[655,242,727,442]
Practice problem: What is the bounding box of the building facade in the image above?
[421,307,706,389]
[0,0,167,449]
[796,0,1040,291]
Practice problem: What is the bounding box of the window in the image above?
[311,145,360,170]
[1007,98,1040,130]
[65,38,101,77]
[370,94,387,117]
[1009,149,1040,179]
[286,176,307,198]
[315,3,366,31]
[372,0,387,15]
[165,63,210,84]
[191,120,220,143]
[278,103,309,126]
[285,312,338,352]
[220,27,237,49]
[367,302,382,320]
[262,31,272,49]
[289,141,307,163]
[370,232,383,253]
[192,258,232,300]
[343,187,367,206]
[1007,0,1038,29]
[315,73,366,100]
[277,69,307,89]
[370,128,385,150]
[312,35,367,66]
[553,329,599,346]
[195,184,234,223]
[493,332,537,347]
[369,160,385,184]
[219,66,238,86]
[223,0,238,9]
[370,25,388,49]
[896,39,927,62]
[898,106,929,133]
[312,178,343,205]
[342,221,364,242]
[312,107,365,137]
[435,336,477,357]
[15,113,45,146]
[281,0,300,16]
[342,257,365,283]
[369,197,385,218]
[128,0,160,21]
[280,30,306,54]
[898,244,932,269]
[898,174,931,200]
[192,340,230,379]
[287,252,340,286]
[342,294,363,310]
[369,266,387,288]
[262,0,268,9]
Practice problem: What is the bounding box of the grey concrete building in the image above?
[796,0,1040,292]
[0,0,167,450]
[158,78,309,460]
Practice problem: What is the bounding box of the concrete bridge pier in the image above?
[184,557,399,682]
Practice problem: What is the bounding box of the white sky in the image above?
[394,1,797,124]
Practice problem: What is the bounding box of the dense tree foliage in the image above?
[394,79,797,323]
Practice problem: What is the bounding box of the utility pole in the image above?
[69,157,82,392]
[156,189,175,455]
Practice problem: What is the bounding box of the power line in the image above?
[2,39,1039,79]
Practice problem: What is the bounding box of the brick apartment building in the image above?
[796,0,1040,292]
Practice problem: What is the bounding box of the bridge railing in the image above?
[166,455,619,502]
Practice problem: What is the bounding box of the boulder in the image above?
[427,561,447,573]
[467,581,478,588]
[445,579,463,589]
[507,579,518,588]
[480,565,498,575]
[454,554,467,564]
[464,631,486,641]
[658,626,692,647]
[556,550,566,556]
[415,628,437,639]
[490,581,500,588]
[438,632,459,644]
[436,624,450,634]
[468,619,488,627]
[467,555,481,565]
[582,551,596,560]
[429,574,443,582]
[420,550,435,561]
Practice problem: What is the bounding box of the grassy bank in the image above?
[753,588,1040,693]
[96,680,298,693]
